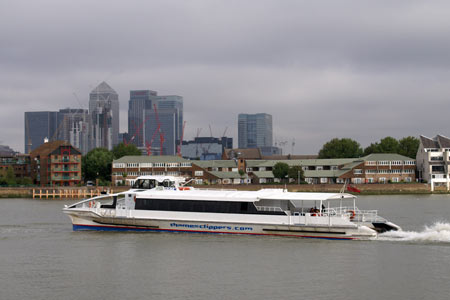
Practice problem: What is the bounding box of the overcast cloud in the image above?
[1,0,450,154]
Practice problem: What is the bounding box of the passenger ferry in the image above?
[63,176,400,240]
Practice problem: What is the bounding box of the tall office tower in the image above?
[89,82,119,150]
[127,90,157,147]
[142,95,183,155]
[238,113,273,149]
[24,111,62,154]
[58,108,90,154]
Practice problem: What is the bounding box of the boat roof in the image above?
[133,188,355,203]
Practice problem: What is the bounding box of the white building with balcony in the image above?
[416,135,450,191]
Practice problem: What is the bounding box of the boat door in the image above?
[116,193,135,217]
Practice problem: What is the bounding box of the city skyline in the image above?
[2,1,450,154]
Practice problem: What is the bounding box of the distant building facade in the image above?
[128,90,157,147]
[181,137,233,160]
[89,82,119,150]
[0,152,30,180]
[58,108,90,154]
[24,111,61,154]
[238,113,277,155]
[127,89,183,155]
[30,141,82,186]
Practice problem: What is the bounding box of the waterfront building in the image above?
[238,113,273,149]
[0,151,30,180]
[245,154,416,184]
[24,111,61,154]
[89,82,119,150]
[111,155,246,186]
[181,137,233,160]
[111,155,192,185]
[416,135,450,190]
[30,141,82,186]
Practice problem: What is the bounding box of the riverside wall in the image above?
[0,183,446,198]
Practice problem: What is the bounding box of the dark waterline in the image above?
[1,195,450,300]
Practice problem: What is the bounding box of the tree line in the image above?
[82,143,141,184]
[318,136,419,159]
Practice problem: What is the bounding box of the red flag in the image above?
[347,185,361,193]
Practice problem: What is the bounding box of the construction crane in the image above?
[128,113,151,147]
[146,104,164,155]
[195,128,202,158]
[177,121,186,157]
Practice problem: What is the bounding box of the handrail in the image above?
[255,205,283,212]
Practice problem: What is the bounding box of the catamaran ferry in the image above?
[63,176,401,240]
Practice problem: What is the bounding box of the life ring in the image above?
[348,210,356,220]
[179,187,191,191]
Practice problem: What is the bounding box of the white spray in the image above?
[378,222,450,243]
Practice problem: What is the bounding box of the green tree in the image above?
[5,166,16,185]
[378,136,399,153]
[364,136,400,155]
[288,165,305,183]
[112,143,141,159]
[82,148,114,182]
[273,162,289,182]
[363,142,381,156]
[398,136,420,159]
[318,138,363,159]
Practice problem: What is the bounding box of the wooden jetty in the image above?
[32,188,114,199]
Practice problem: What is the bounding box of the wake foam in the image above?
[378,222,450,243]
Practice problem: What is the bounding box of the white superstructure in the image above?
[63,176,400,240]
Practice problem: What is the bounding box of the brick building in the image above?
[30,141,82,186]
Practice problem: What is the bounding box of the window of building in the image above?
[365,161,376,166]
[392,161,402,165]
[353,169,363,175]
[391,177,399,183]
[195,170,203,176]
[379,177,386,183]
[317,166,323,171]
[378,161,389,166]
[352,178,363,184]
[320,178,328,183]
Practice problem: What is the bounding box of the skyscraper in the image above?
[143,95,183,156]
[58,108,90,154]
[128,90,157,147]
[24,111,61,153]
[128,90,183,156]
[89,82,119,150]
[238,113,273,149]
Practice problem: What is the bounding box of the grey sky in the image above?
[1,0,450,154]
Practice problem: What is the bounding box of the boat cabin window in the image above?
[132,179,157,189]
[132,179,176,189]
[161,179,175,188]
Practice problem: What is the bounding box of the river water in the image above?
[1,195,450,300]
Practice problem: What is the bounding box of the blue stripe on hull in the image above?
[72,224,354,240]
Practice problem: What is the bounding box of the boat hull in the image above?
[67,213,376,240]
